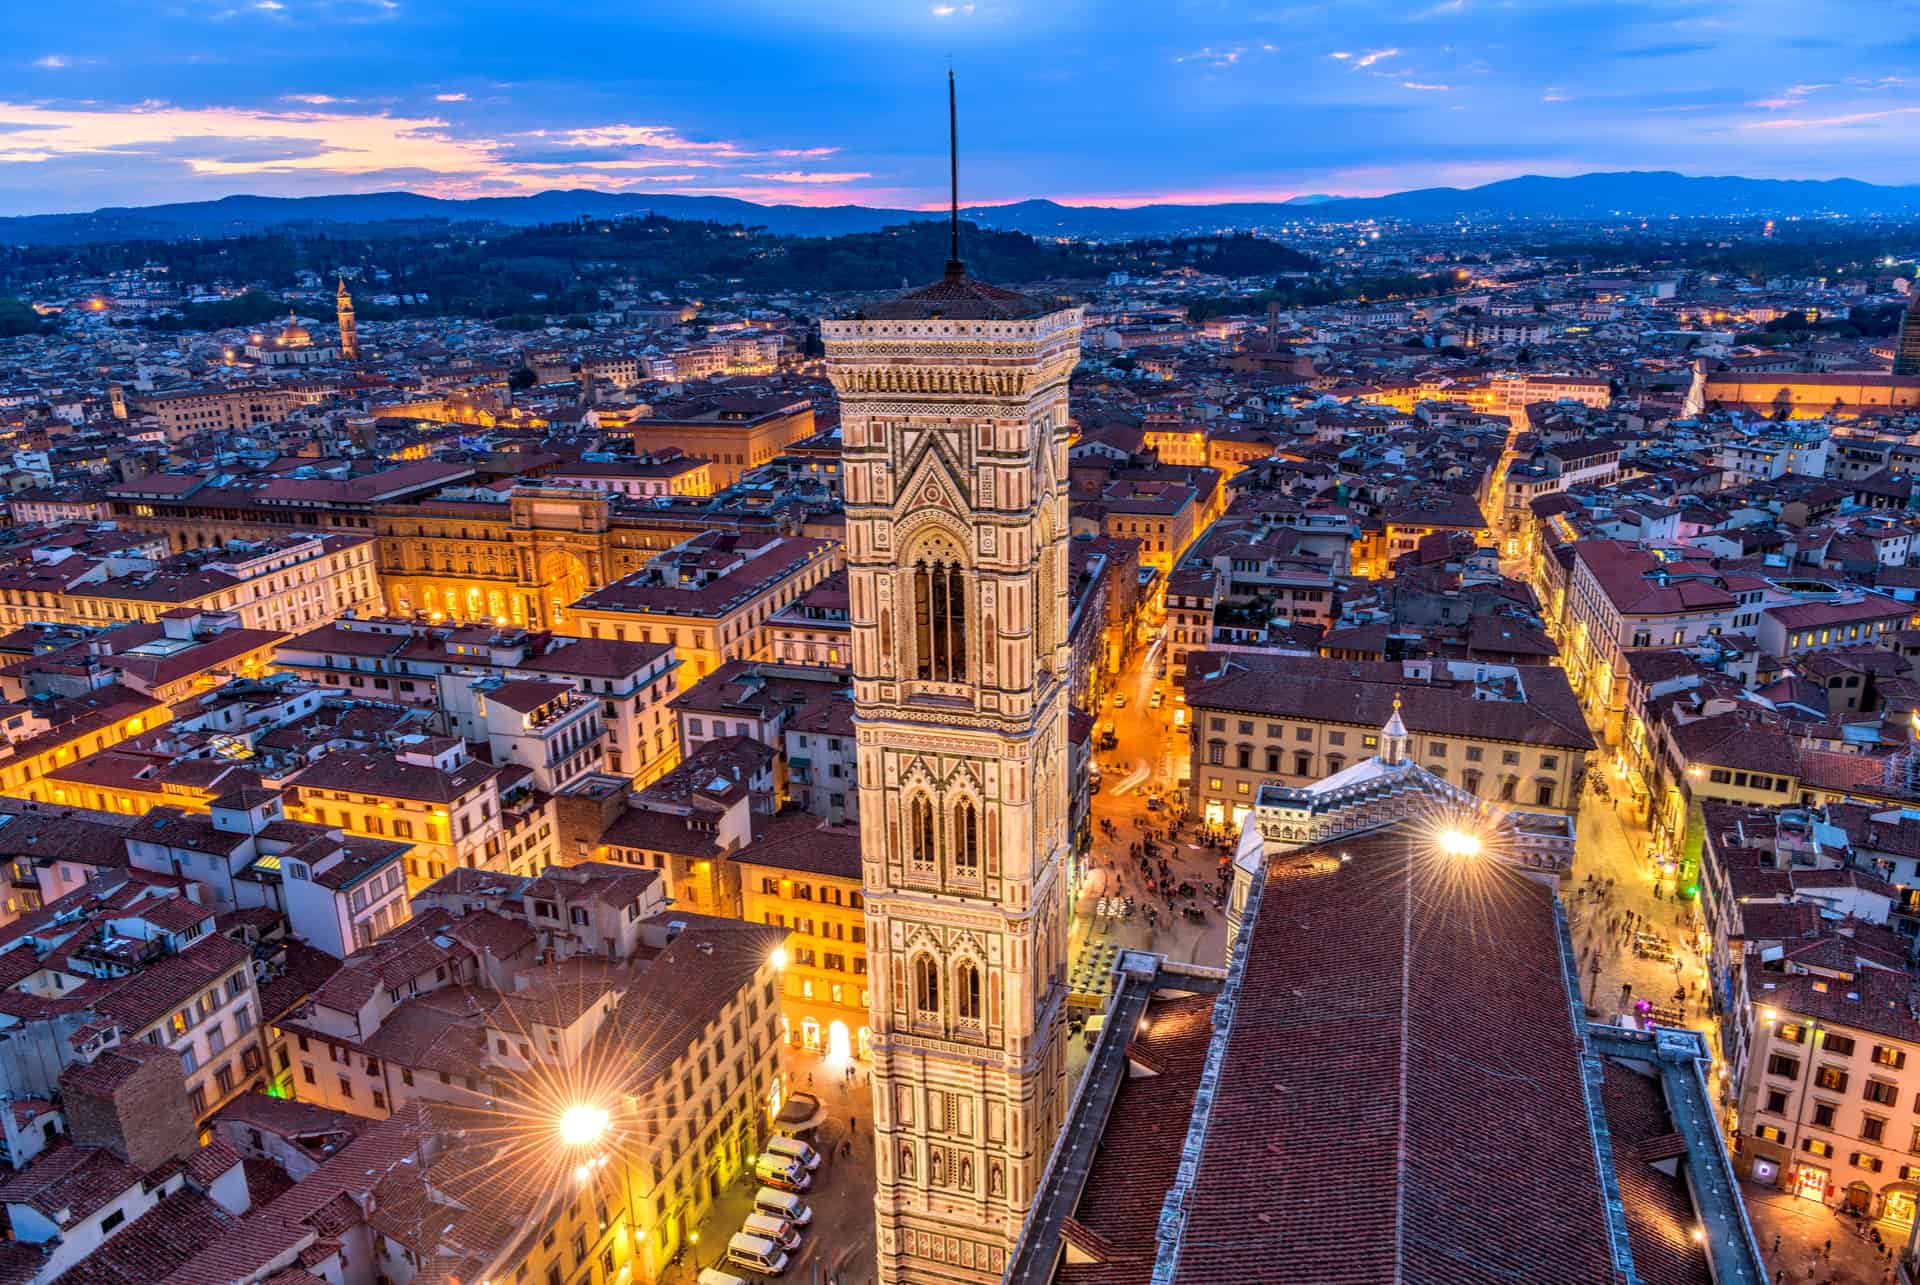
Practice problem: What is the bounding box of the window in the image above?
[1825,1033,1858,1057]
[1804,1138,1834,1158]
[910,796,935,868]
[1817,1066,1850,1094]
[1779,1023,1808,1045]
[913,558,968,682]
[1755,1124,1786,1144]
[1864,1115,1888,1143]
[912,954,939,1018]
[1874,1045,1908,1070]
[1855,1151,1886,1172]
[1812,1101,1838,1128]
[954,959,982,1025]
[952,798,979,876]
[101,1209,125,1233]
[1768,1053,1801,1080]
[1764,1088,1790,1115]
[1867,1080,1899,1107]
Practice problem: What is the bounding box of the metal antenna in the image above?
[947,65,962,278]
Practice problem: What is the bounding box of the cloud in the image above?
[434,92,467,102]
[1742,106,1920,131]
[1401,82,1450,92]
[0,101,502,179]
[1751,83,1831,110]
[1352,49,1400,69]
[1329,51,1351,61]
[0,98,869,205]
[930,3,974,13]
[742,170,872,183]
[1177,46,1244,66]
[1413,0,1464,15]
[32,56,69,69]
[283,93,349,104]
[1612,41,1714,59]
[540,123,751,155]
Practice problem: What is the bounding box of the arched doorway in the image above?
[535,549,589,628]
[857,1025,872,1059]
[800,1016,821,1051]
[828,1020,851,1062]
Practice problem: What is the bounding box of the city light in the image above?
[1436,828,1482,858]
[769,946,789,969]
[558,1103,609,1147]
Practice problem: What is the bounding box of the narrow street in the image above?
[1070,639,1232,1007]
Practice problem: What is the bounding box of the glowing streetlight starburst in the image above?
[1436,828,1483,858]
[559,1103,610,1147]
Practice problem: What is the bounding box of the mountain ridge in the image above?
[5,170,1920,245]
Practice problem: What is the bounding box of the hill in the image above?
[5,172,1920,246]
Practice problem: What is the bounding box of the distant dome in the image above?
[277,311,312,347]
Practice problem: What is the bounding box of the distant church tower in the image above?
[336,276,359,362]
[824,73,1080,1285]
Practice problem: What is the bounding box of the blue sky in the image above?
[3,0,1918,216]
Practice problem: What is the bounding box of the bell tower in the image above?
[336,275,359,362]
[824,72,1080,1285]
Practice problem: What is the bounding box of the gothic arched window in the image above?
[912,954,940,1018]
[952,798,979,875]
[913,558,967,681]
[955,958,982,1024]
[909,795,936,868]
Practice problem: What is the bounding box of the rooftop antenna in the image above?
[946,64,963,280]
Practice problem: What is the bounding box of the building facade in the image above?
[824,269,1079,1285]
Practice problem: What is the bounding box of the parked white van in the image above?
[753,1186,813,1226]
[753,1152,811,1192]
[742,1212,802,1251]
[727,1231,790,1276]
[765,1134,821,1171]
[698,1271,751,1285]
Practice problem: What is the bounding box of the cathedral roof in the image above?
[854,265,1050,322]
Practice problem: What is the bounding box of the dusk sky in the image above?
[5,0,1920,218]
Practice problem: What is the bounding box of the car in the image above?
[1112,693,1127,708]
[1172,708,1187,727]
[1146,797,1163,811]
[1148,690,1164,709]
[1100,720,1115,737]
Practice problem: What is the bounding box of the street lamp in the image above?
[769,946,788,970]
[1436,828,1482,858]
[559,1103,610,1148]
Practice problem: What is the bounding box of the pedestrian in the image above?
[1824,1239,1831,1258]
[851,1114,858,1132]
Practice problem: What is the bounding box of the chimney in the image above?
[60,1044,199,1172]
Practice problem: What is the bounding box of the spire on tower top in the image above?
[1380,692,1411,767]
[945,66,962,281]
